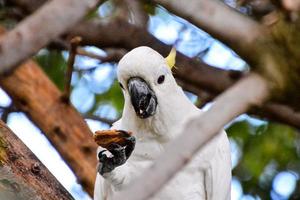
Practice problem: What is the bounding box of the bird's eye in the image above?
[157,75,165,84]
[119,82,124,89]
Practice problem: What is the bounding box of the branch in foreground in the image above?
[0,0,100,75]
[153,0,266,61]
[112,74,270,200]
[0,60,97,196]
[0,120,74,200]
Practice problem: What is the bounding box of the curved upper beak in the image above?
[127,77,157,119]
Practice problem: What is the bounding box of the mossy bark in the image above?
[254,15,300,111]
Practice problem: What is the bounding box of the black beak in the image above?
[127,77,157,119]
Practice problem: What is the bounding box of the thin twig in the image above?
[0,104,17,123]
[76,48,106,60]
[84,114,116,126]
[62,36,81,103]
[76,48,126,63]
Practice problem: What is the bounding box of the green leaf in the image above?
[93,80,124,115]
[34,50,67,91]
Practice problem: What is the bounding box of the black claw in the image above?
[124,136,136,158]
[109,143,126,166]
[98,150,107,161]
[98,131,136,175]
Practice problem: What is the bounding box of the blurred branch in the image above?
[0,104,17,123]
[152,0,266,61]
[283,0,300,12]
[62,36,81,103]
[0,0,100,75]
[77,47,127,63]
[0,120,74,200]
[125,0,149,28]
[240,0,276,18]
[113,73,270,200]
[0,60,97,196]
[251,103,300,128]
[0,6,25,21]
[8,0,46,13]
[84,114,116,126]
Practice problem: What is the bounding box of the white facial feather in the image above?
[117,46,172,89]
[117,46,199,140]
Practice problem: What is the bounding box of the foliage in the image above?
[1,1,300,199]
[93,80,124,114]
[227,120,300,199]
[35,50,67,91]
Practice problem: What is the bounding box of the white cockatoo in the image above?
[94,46,231,200]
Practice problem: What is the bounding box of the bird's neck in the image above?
[121,85,199,142]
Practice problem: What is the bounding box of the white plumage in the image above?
[94,46,231,200]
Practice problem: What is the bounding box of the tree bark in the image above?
[0,60,97,196]
[0,0,100,75]
[0,120,74,200]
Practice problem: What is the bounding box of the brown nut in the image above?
[93,129,132,149]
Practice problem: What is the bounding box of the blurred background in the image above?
[1,0,300,199]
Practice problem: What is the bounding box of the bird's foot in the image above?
[98,132,135,175]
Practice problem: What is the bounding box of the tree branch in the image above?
[9,0,46,13]
[4,0,300,128]
[113,73,270,200]
[0,60,98,196]
[76,47,126,63]
[84,114,116,126]
[0,0,100,75]
[62,36,81,103]
[0,104,17,123]
[69,19,300,129]
[0,120,74,200]
[69,19,237,94]
[153,0,267,61]
[125,0,149,28]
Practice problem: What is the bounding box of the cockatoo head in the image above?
[117,46,177,119]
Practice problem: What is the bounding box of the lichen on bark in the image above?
[256,14,300,111]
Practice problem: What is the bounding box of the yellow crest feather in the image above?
[165,47,176,69]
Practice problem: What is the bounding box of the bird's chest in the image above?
[131,136,165,162]
[128,151,206,200]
